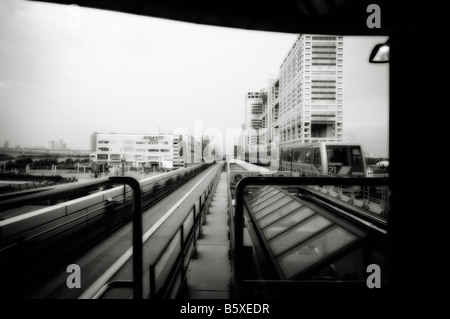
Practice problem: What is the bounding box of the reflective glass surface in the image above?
[247,186,271,203]
[258,200,304,227]
[249,189,280,209]
[277,225,358,278]
[262,206,316,239]
[254,196,296,221]
[269,215,332,255]
[251,191,285,213]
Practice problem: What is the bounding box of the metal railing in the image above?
[91,176,143,299]
[148,164,223,298]
[304,184,390,218]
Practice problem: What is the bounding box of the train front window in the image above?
[305,148,312,164]
[313,148,321,165]
[326,146,350,166]
[351,147,363,165]
[292,148,302,163]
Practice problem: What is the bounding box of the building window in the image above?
[312,36,337,41]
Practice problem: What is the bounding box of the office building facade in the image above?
[272,34,344,147]
[91,133,203,171]
[245,91,264,153]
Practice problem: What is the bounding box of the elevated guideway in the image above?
[0,163,221,299]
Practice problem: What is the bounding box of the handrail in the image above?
[148,203,197,298]
[98,176,143,299]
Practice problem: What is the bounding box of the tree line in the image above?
[1,155,90,170]
[365,157,389,166]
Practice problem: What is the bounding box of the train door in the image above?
[291,148,302,173]
[280,149,288,171]
[312,147,322,174]
[349,146,366,176]
[304,147,313,174]
[286,149,293,171]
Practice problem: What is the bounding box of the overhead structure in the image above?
[29,0,392,35]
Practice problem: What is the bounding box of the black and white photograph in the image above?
[0,0,444,309]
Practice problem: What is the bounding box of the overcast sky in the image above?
[0,0,389,155]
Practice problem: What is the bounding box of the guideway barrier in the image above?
[93,163,223,299]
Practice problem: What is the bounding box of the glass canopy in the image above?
[244,186,365,279]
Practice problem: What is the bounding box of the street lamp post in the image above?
[121,159,125,177]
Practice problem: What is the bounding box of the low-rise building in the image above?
[91,132,203,171]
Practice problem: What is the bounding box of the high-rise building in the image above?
[245,91,263,152]
[173,135,183,168]
[90,133,98,152]
[46,140,67,150]
[271,34,344,147]
[46,141,55,150]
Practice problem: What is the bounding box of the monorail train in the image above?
[279,141,367,177]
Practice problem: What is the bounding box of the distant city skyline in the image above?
[0,0,389,156]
